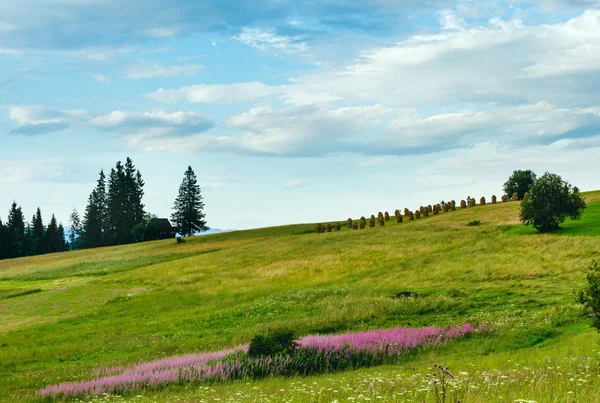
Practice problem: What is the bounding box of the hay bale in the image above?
[460,200,467,209]
[326,224,332,232]
[404,208,410,216]
[379,216,385,227]
[451,200,456,211]
[335,222,341,231]
[315,223,322,233]
[433,207,439,215]
[419,206,425,214]
[512,192,518,201]
[394,209,400,217]
[423,208,429,217]
[359,221,365,229]
[369,217,376,227]
[397,214,403,223]
[384,211,390,221]
[502,195,508,202]
[347,218,353,228]
[523,192,529,199]
[480,197,486,206]
[428,205,433,213]
[469,198,476,207]
[492,195,497,204]
[415,210,421,219]
[409,212,415,220]
[443,203,449,212]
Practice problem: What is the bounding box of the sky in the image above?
[1,0,600,230]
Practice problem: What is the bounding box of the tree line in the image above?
[0,158,208,261]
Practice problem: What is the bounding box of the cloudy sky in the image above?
[1,0,600,229]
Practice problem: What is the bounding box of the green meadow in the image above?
[1,191,600,402]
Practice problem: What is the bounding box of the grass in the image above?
[1,191,600,402]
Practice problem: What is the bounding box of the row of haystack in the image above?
[315,193,520,233]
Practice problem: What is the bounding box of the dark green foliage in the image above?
[467,220,481,226]
[44,215,62,253]
[578,261,600,333]
[7,202,25,258]
[82,170,107,248]
[504,169,537,201]
[248,330,299,357]
[172,166,208,237]
[520,172,586,233]
[32,208,44,255]
[0,217,7,260]
[176,236,186,244]
[132,214,163,242]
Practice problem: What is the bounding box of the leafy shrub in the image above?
[578,261,600,333]
[520,172,586,233]
[248,330,299,358]
[503,169,537,201]
[467,220,481,226]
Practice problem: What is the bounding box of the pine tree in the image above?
[171,166,208,237]
[32,207,45,255]
[45,214,59,253]
[0,217,7,260]
[68,207,82,250]
[82,171,107,248]
[107,162,127,244]
[57,224,67,252]
[7,202,26,258]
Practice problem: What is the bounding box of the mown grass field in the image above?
[1,191,600,402]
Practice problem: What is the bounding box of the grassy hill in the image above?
[2,191,600,402]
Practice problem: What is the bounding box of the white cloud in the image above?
[91,73,110,83]
[234,27,308,54]
[142,26,180,38]
[147,82,279,104]
[285,180,310,188]
[124,62,203,79]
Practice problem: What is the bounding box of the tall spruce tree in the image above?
[7,202,25,258]
[32,207,45,255]
[57,224,67,252]
[0,217,7,260]
[68,207,82,250]
[82,171,107,248]
[45,214,59,253]
[171,166,208,236]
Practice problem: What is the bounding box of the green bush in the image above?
[520,172,586,233]
[578,261,600,333]
[467,220,481,226]
[248,330,299,357]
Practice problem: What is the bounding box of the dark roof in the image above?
[157,218,175,233]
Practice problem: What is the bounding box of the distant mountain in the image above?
[196,228,237,236]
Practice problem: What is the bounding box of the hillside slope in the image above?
[1,191,600,402]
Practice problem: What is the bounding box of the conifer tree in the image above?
[68,207,82,250]
[171,166,208,236]
[0,217,7,260]
[7,202,25,258]
[57,224,67,252]
[32,207,45,255]
[45,214,59,253]
[82,171,107,248]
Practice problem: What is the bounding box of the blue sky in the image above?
[1,0,600,229]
